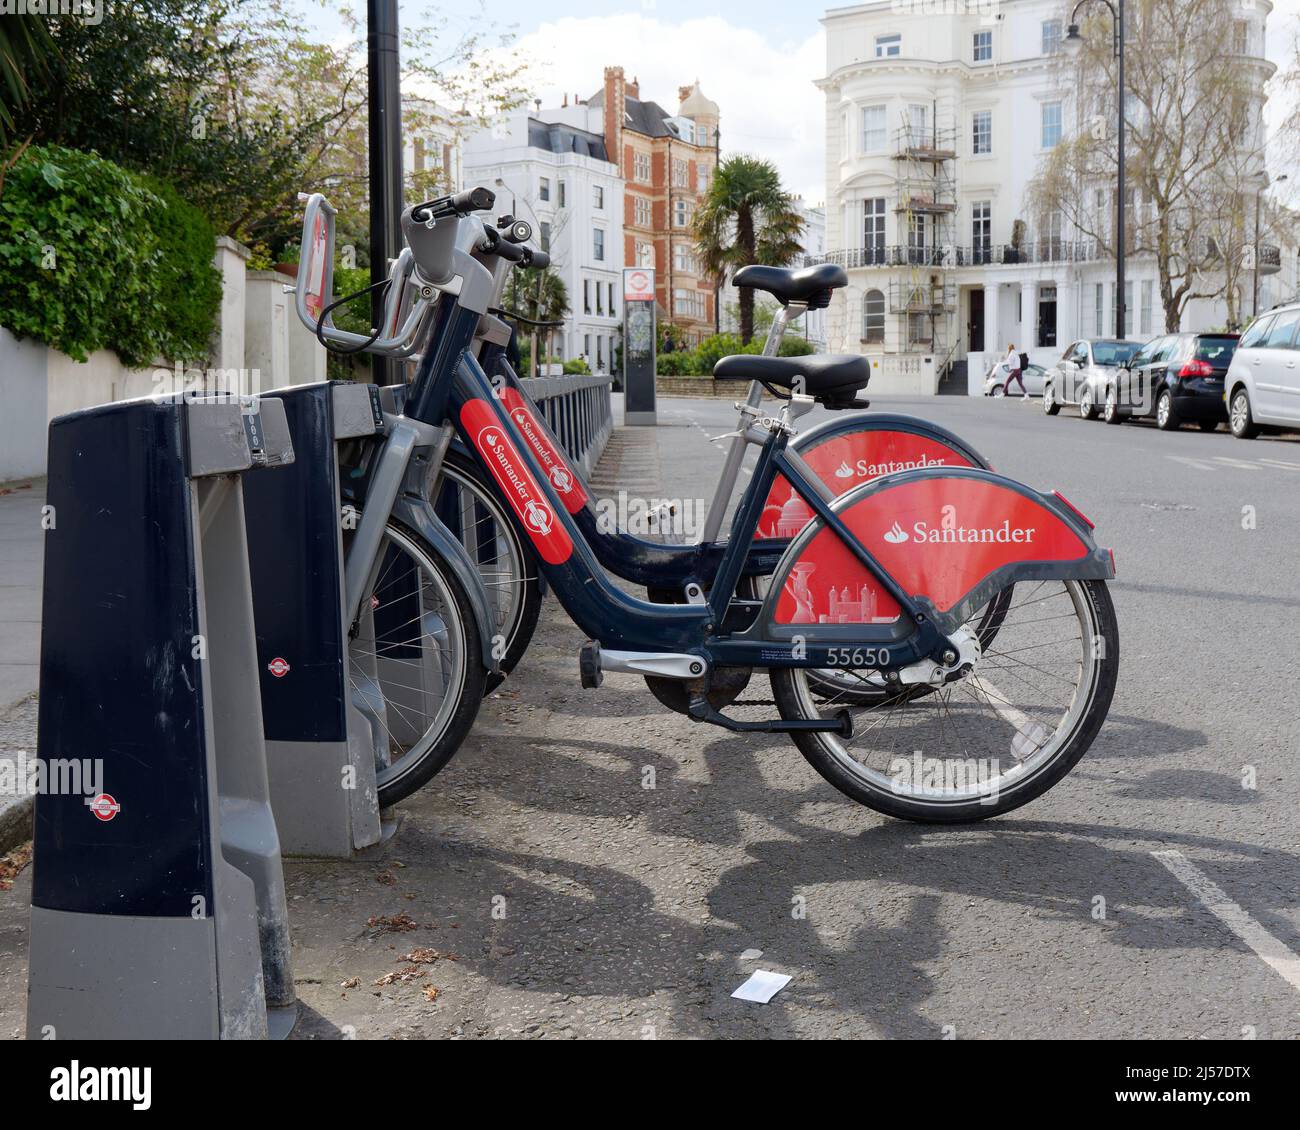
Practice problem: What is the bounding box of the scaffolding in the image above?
[892,105,957,364]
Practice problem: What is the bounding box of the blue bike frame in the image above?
[386,298,950,674]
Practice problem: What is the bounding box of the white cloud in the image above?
[514,14,827,203]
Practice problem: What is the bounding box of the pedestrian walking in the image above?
[1003,343,1028,398]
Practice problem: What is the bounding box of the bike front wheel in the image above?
[432,450,542,692]
[770,579,1118,822]
[349,521,487,807]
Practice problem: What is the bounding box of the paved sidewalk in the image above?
[0,480,42,712]
[0,479,42,852]
[4,400,1300,1039]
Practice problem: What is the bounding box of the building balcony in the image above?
[823,240,1111,270]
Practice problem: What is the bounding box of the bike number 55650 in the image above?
[825,647,888,667]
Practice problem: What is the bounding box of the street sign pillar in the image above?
[622,267,657,426]
[27,395,298,1039]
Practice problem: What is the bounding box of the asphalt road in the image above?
[2,392,1298,1039]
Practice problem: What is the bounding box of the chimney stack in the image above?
[602,66,627,178]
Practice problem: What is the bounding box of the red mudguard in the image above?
[759,423,980,539]
[770,467,1114,634]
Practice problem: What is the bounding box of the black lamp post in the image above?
[1252,172,1287,319]
[367,0,404,385]
[1065,0,1126,337]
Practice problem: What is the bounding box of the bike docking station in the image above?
[242,380,394,858]
[26,391,301,1040]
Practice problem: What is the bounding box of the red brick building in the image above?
[587,67,720,346]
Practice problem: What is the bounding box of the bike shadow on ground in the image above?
[462,705,1208,851]
[357,806,1300,1040]
[355,687,1299,1039]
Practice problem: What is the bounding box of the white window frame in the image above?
[862,289,885,343]
[863,197,887,262]
[972,109,992,156]
[973,30,992,63]
[1042,20,1062,56]
[861,105,887,153]
[1041,101,1063,149]
[875,33,901,58]
[593,227,605,261]
[972,200,991,262]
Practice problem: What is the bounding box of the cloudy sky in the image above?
[297,1,1300,205]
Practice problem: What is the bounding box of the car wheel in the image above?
[1229,387,1259,439]
[991,385,1005,397]
[1197,420,1219,432]
[1102,385,1123,425]
[1078,387,1098,420]
[1043,382,1061,415]
[1155,389,1179,430]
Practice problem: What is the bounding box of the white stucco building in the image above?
[463,111,625,374]
[818,0,1289,393]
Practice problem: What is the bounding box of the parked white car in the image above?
[1223,304,1300,438]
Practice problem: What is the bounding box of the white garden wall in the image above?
[0,238,327,481]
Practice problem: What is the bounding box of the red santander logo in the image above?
[460,400,574,564]
[500,387,588,514]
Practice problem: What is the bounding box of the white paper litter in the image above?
[739,948,763,961]
[731,970,791,1004]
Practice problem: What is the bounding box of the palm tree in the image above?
[504,267,569,375]
[1,16,56,151]
[694,155,805,344]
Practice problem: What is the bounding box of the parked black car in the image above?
[1102,332,1238,430]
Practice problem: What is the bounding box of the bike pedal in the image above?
[579,640,603,688]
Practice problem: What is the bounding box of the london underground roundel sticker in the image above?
[460,400,574,564]
[86,793,121,822]
[499,387,588,514]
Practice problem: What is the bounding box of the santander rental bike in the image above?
[295,186,1120,823]
[418,214,999,707]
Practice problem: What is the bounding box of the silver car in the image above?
[1223,303,1300,438]
[1043,339,1143,419]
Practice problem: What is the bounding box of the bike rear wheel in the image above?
[771,579,1118,822]
[349,521,486,807]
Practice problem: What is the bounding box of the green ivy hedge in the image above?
[0,145,221,365]
[656,333,816,376]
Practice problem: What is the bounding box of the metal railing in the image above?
[824,239,1286,271]
[524,372,615,477]
[825,240,1105,269]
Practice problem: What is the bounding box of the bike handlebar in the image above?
[411,185,495,223]
[522,247,550,270]
[481,226,526,263]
